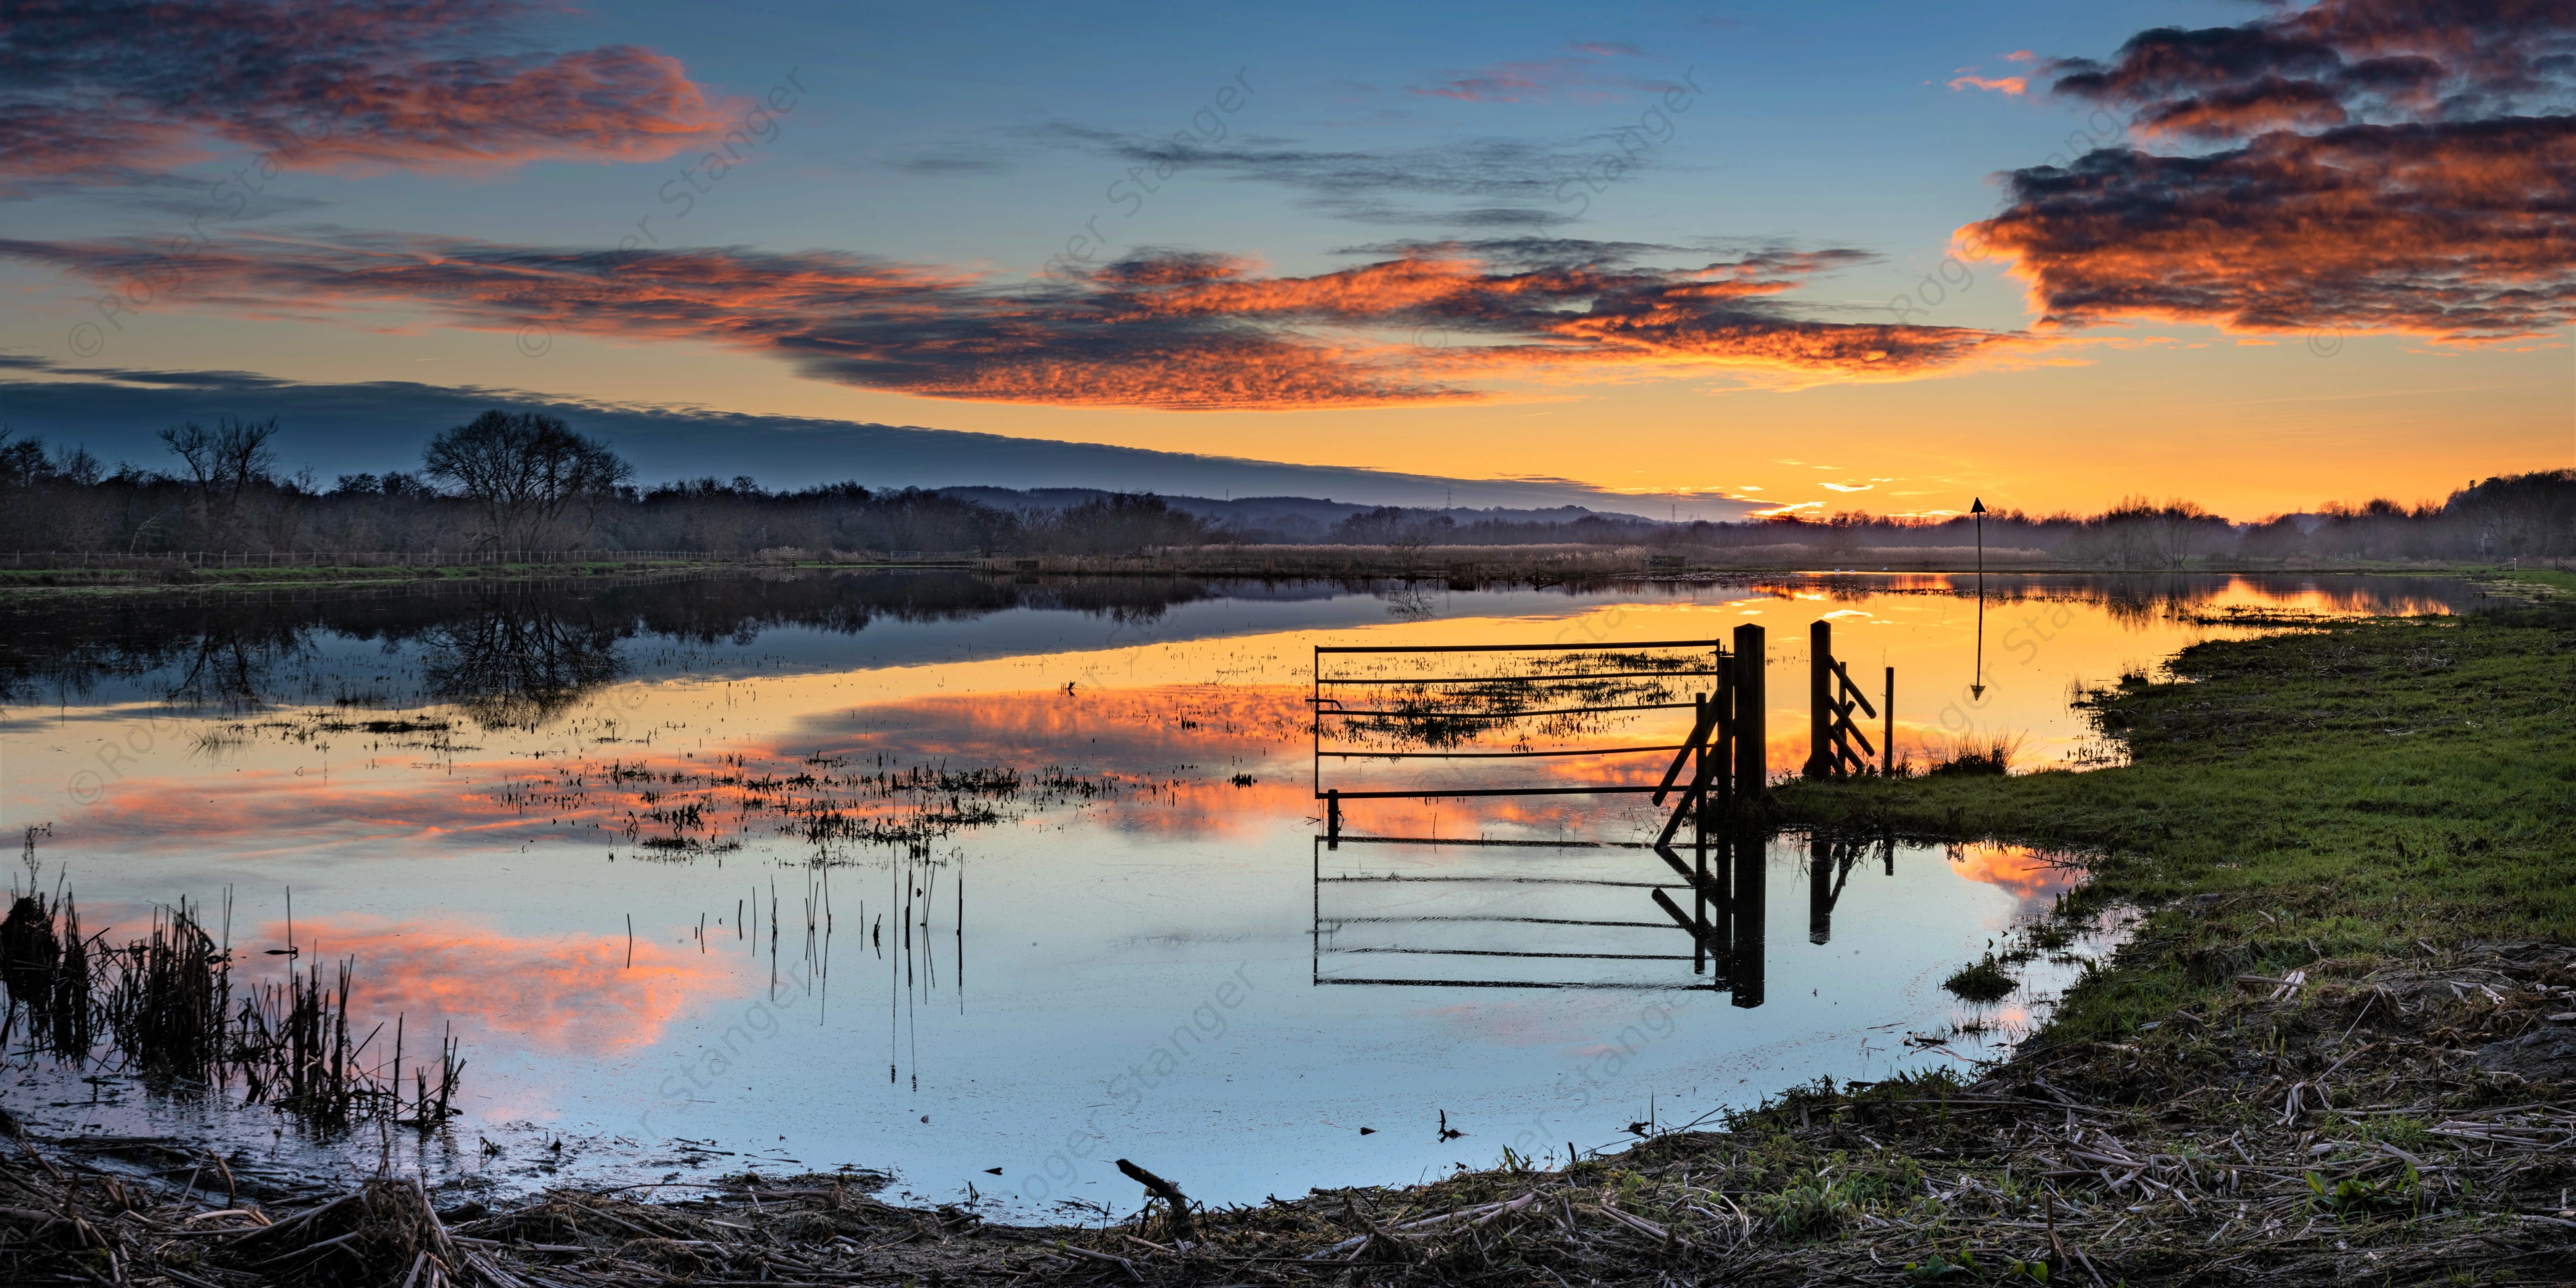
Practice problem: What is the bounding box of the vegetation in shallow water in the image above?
[1941,954,2019,1002]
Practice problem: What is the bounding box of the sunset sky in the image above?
[3,0,2572,518]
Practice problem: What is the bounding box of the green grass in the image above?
[1776,599,2576,1043]
[2496,567,2576,593]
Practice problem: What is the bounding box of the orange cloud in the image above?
[1971,0,2576,340]
[1948,74,2030,96]
[1966,117,2576,339]
[0,235,2037,408]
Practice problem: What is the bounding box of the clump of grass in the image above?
[1758,1172,1862,1240]
[1942,953,2019,1002]
[1927,731,2025,776]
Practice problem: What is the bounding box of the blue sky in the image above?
[2,0,2568,517]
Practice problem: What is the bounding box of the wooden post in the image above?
[1731,624,1765,801]
[1805,619,1833,779]
[1883,665,1895,777]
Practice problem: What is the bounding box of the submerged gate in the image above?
[1308,625,1773,1002]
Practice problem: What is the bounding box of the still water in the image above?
[0,571,2481,1213]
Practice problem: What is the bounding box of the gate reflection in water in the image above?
[1318,828,1849,1006]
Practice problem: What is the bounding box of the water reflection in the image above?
[1311,828,2035,1013]
[0,570,2471,1211]
[2,570,2486,718]
[1759,571,2483,626]
[274,914,732,1053]
[0,571,1258,713]
[422,588,627,729]
[1805,834,1888,945]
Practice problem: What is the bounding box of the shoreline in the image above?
[4,583,2572,1283]
[0,553,2540,598]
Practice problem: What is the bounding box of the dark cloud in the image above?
[0,165,335,217]
[1969,0,2576,339]
[1037,125,1675,227]
[1408,43,1678,104]
[2045,0,2576,138]
[0,233,2031,409]
[0,0,735,188]
[885,153,1016,176]
[1333,236,1711,264]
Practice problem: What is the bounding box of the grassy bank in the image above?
[5,590,2573,1285]
[1779,581,2576,1045]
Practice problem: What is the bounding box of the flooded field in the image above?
[0,570,2485,1214]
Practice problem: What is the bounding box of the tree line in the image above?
[0,412,1211,557]
[0,411,2568,564]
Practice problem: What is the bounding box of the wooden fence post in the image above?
[1883,666,1894,777]
[1805,619,1832,779]
[1731,623,1765,800]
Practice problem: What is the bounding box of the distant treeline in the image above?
[1719,481,2575,565]
[0,413,2569,564]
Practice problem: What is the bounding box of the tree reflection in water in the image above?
[420,588,627,729]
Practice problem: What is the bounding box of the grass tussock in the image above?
[1927,731,2026,777]
[1941,954,2020,1002]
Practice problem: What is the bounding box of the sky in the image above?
[3,0,2573,519]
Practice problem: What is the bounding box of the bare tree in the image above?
[159,417,279,545]
[2151,498,2215,568]
[421,411,633,551]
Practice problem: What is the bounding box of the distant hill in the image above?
[932,486,1657,533]
[0,360,1758,519]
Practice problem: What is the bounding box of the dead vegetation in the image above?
[6,941,2571,1285]
[3,877,462,1138]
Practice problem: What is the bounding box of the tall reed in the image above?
[7,877,464,1135]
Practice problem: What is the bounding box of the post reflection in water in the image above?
[1805,834,1889,947]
